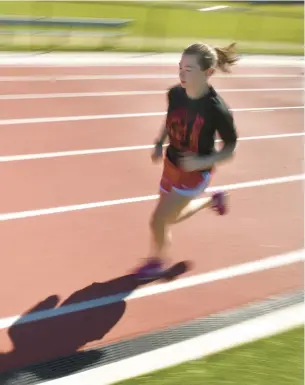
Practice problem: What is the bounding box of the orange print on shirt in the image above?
[190,114,204,152]
[166,108,187,149]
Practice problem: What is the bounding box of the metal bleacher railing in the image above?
[0,10,134,51]
[0,0,303,53]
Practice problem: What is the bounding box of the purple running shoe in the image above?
[211,191,228,215]
[133,257,165,281]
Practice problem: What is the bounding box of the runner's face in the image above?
[179,53,206,90]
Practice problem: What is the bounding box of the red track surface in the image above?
[0,62,303,374]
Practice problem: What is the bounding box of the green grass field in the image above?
[115,326,304,385]
[0,1,303,53]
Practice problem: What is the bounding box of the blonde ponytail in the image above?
[214,42,239,73]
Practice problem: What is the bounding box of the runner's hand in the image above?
[151,143,163,163]
[179,152,203,172]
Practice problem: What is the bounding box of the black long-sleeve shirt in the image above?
[165,84,238,171]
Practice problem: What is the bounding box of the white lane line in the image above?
[0,132,303,162]
[199,5,229,11]
[0,88,302,100]
[0,106,303,126]
[41,303,304,385]
[0,248,303,330]
[0,53,303,67]
[0,73,302,82]
[0,174,303,221]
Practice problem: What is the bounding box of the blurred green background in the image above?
[0,1,303,54]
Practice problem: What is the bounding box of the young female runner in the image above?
[134,42,239,281]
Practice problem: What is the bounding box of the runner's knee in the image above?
[150,191,191,232]
[150,210,167,232]
[150,206,182,231]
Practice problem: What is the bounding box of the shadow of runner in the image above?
[0,261,190,383]
[0,274,140,383]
